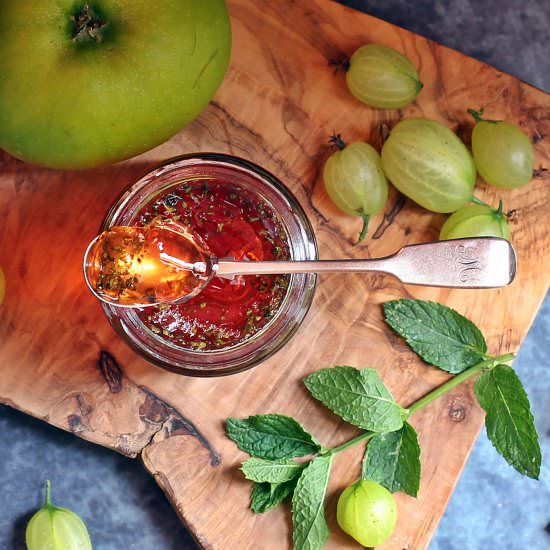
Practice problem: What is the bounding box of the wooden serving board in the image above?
[1,1,549,548]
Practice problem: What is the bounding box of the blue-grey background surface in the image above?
[1,1,548,549]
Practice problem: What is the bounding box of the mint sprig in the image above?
[225,299,539,550]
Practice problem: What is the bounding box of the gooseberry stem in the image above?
[467,107,500,124]
[45,480,52,508]
[355,212,370,244]
[328,352,515,456]
[467,107,485,123]
[471,196,505,215]
[471,196,492,208]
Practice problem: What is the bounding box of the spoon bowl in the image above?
[83,220,215,308]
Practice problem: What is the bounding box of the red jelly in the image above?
[135,181,290,350]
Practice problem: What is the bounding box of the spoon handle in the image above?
[215,238,516,289]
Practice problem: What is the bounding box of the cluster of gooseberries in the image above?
[324,44,535,244]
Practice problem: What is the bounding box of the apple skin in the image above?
[0,1,231,169]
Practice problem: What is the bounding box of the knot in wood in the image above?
[98,350,123,393]
[448,398,467,422]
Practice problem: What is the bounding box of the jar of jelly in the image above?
[98,153,318,376]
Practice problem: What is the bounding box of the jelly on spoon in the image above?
[83,220,214,307]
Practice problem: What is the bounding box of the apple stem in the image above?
[71,4,107,44]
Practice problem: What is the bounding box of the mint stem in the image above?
[328,431,377,455]
[408,358,493,414]
[330,353,514,455]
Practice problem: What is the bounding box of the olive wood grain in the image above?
[0,1,549,549]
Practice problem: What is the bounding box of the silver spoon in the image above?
[83,220,516,308]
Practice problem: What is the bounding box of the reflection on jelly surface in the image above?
[135,181,290,350]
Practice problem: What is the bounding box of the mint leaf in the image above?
[226,414,322,459]
[292,455,333,550]
[304,366,405,432]
[241,458,306,483]
[362,421,421,497]
[251,478,298,513]
[474,364,541,479]
[383,299,487,373]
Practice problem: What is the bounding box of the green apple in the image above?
[0,1,231,169]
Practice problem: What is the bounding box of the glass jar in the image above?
[98,153,318,376]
